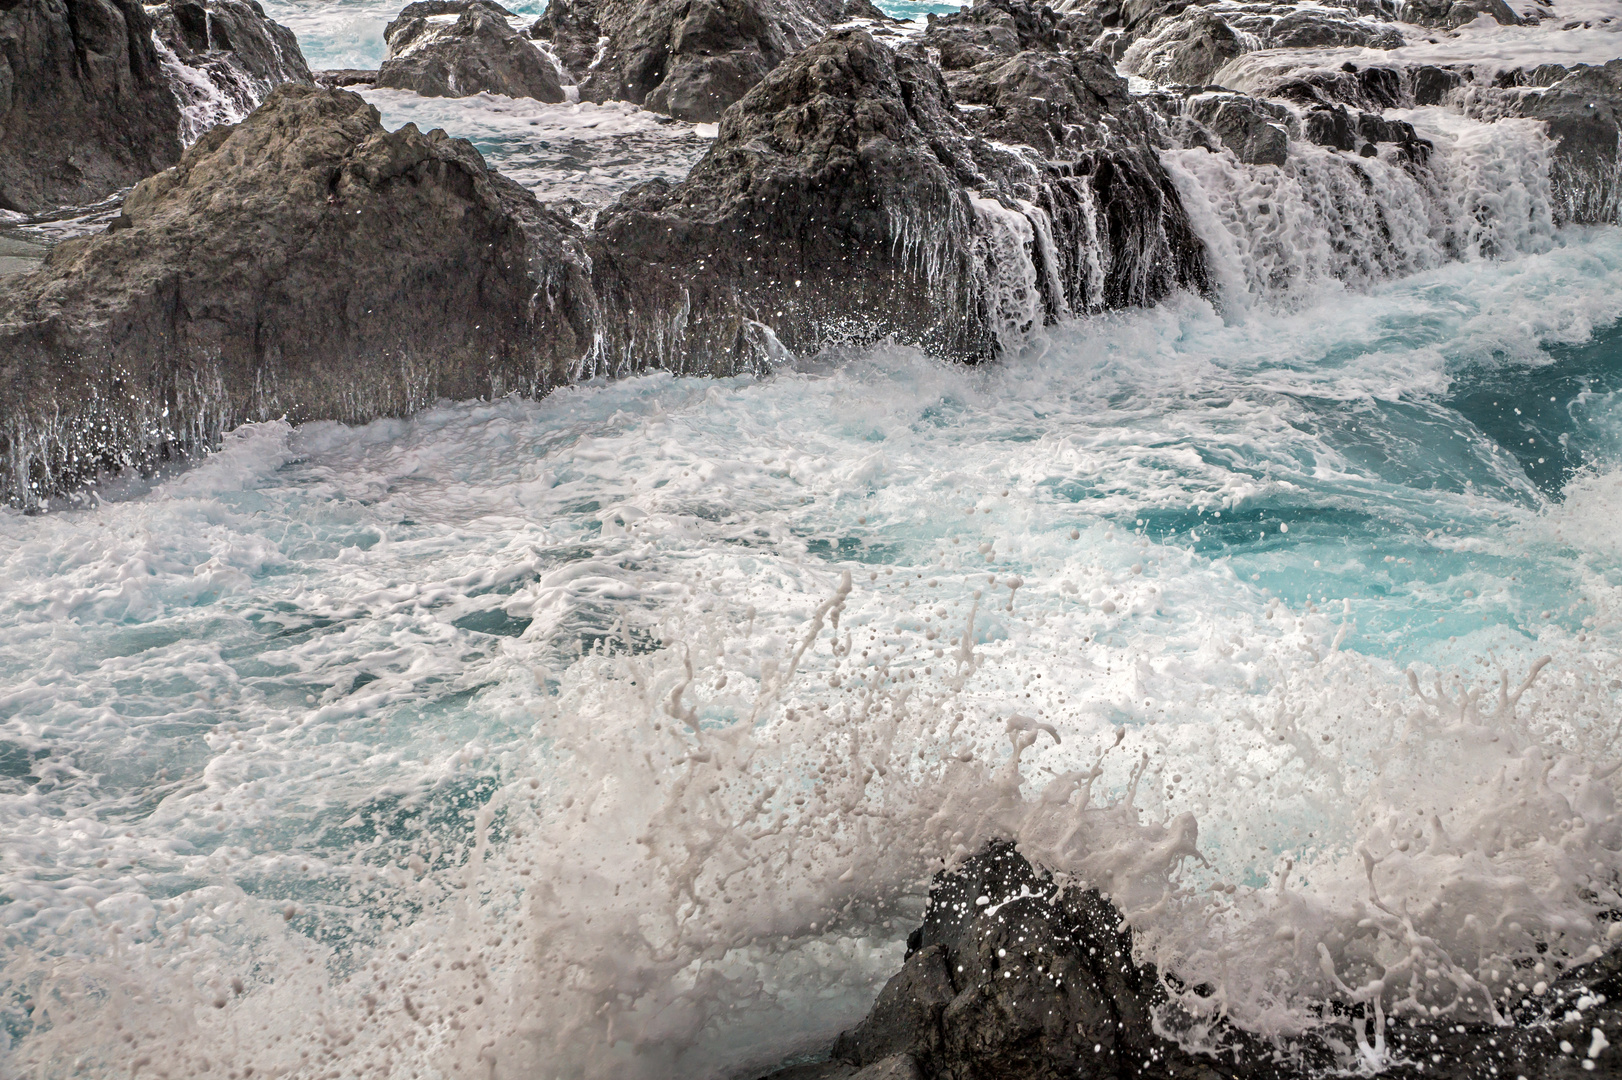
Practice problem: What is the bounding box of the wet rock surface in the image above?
[759,842,1622,1080]
[1506,60,1622,223]
[528,0,891,121]
[378,0,566,101]
[587,20,1205,373]
[147,0,312,140]
[0,84,593,500]
[0,0,183,213]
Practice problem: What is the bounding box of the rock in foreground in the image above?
[0,0,183,213]
[0,85,592,501]
[764,842,1622,1080]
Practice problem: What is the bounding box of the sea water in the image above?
[5,6,1622,1078]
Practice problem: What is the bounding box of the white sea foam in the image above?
[3,229,1622,1077]
[358,90,715,205]
[1163,104,1558,309]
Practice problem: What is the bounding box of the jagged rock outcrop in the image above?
[760,842,1622,1080]
[528,0,891,121]
[585,21,1205,373]
[0,84,594,504]
[1186,93,1290,165]
[378,0,566,101]
[0,0,183,213]
[1509,60,1622,223]
[1399,0,1520,29]
[147,0,312,142]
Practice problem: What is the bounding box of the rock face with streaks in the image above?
[758,842,1622,1080]
[585,22,1205,374]
[147,0,312,141]
[0,85,593,502]
[378,0,567,101]
[527,0,891,121]
[1507,60,1622,223]
[0,0,183,212]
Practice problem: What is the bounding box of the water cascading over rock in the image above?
[587,19,1206,373]
[146,0,313,142]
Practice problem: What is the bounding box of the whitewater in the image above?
[5,4,1622,1079]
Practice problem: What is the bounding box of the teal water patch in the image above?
[873,0,965,20]
[1446,319,1622,496]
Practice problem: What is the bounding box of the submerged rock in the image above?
[763,842,1622,1080]
[0,84,593,502]
[147,0,313,141]
[528,0,890,121]
[378,0,567,101]
[0,0,183,213]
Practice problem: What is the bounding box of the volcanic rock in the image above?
[586,23,1206,373]
[1511,60,1622,223]
[528,0,890,122]
[0,0,183,213]
[147,0,313,141]
[761,841,1622,1080]
[0,84,593,503]
[1187,93,1290,165]
[378,0,566,101]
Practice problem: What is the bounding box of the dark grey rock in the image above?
[314,68,380,87]
[0,0,183,213]
[1412,64,1463,105]
[586,23,1205,373]
[378,0,566,101]
[0,84,594,504]
[147,0,312,141]
[529,0,887,122]
[761,841,1622,1080]
[1123,7,1242,86]
[1188,94,1290,165]
[915,0,1088,69]
[1512,59,1622,223]
[1399,0,1520,28]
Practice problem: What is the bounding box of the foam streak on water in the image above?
[2,226,1622,1077]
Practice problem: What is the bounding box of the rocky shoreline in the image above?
[760,843,1622,1080]
[3,0,1622,514]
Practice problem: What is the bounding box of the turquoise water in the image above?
[3,226,1622,1076]
[6,1,1622,1068]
